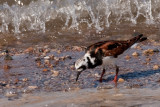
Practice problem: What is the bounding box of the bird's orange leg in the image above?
[113,65,119,83]
[99,69,105,82]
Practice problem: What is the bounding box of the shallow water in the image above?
[0,88,160,107]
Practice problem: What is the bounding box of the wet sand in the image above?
[0,88,160,107]
[0,38,159,107]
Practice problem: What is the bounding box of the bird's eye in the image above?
[83,59,85,61]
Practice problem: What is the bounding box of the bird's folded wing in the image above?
[99,41,130,58]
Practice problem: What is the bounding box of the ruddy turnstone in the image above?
[75,33,147,82]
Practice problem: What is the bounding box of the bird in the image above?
[75,33,147,83]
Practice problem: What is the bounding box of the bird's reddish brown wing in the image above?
[86,34,144,57]
[86,40,130,58]
[99,41,130,58]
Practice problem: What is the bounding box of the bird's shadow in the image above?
[101,69,160,83]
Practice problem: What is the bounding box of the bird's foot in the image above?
[99,78,103,83]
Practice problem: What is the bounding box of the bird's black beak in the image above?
[75,65,86,81]
[76,70,83,81]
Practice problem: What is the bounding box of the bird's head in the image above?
[75,57,87,72]
[75,52,99,81]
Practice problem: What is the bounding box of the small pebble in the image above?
[54,57,59,61]
[22,78,28,82]
[43,69,49,72]
[44,60,50,65]
[57,50,61,54]
[28,86,38,90]
[44,56,50,60]
[36,61,41,67]
[60,57,65,60]
[94,73,100,78]
[143,49,154,55]
[42,53,47,57]
[5,92,17,97]
[1,52,6,55]
[44,45,49,49]
[125,55,131,60]
[51,70,59,77]
[153,65,159,70]
[44,49,50,53]
[49,55,54,60]
[118,78,124,82]
[110,72,114,74]
[72,46,82,51]
[132,52,139,57]
[68,87,80,91]
[146,58,151,62]
[135,46,141,50]
[3,65,11,70]
[5,84,10,88]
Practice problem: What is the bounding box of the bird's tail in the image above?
[128,32,147,48]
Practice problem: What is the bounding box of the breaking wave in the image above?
[0,0,159,34]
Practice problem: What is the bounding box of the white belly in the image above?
[102,56,117,68]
